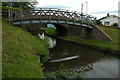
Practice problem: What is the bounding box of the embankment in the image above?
[2,19,49,78]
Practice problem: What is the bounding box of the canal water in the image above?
[44,38,119,78]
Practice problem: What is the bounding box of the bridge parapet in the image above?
[5,8,112,41]
[8,8,96,27]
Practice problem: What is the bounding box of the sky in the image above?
[36,0,120,19]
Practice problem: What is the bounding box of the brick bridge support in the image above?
[59,24,112,41]
[18,23,112,41]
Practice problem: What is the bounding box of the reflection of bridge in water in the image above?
[73,63,93,73]
[44,60,93,74]
[62,63,93,77]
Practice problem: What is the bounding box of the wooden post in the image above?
[39,8,42,23]
[73,11,76,25]
[20,10,23,27]
[57,9,60,23]
[81,13,83,26]
[30,10,33,27]
[66,10,68,24]
[10,10,13,24]
[86,15,90,28]
[8,10,10,23]
[8,10,13,24]
[49,8,51,23]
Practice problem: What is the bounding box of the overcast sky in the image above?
[36,0,120,19]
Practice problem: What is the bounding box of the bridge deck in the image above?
[7,8,96,28]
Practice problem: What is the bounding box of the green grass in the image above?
[45,71,67,79]
[1,6,20,10]
[99,26,119,43]
[41,27,57,35]
[2,19,49,78]
[61,26,120,51]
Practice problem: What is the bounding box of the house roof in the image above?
[99,15,120,20]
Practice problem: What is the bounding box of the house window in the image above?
[104,22,110,26]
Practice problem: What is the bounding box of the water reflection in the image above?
[74,63,93,73]
[50,55,79,62]
[38,33,56,48]
[47,37,56,48]
[53,63,94,78]
[64,63,93,75]
[44,38,118,78]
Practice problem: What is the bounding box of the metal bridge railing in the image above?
[7,8,97,25]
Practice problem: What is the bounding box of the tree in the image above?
[111,23,118,27]
[2,0,38,10]
[96,20,102,25]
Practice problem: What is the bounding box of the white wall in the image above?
[101,16,120,27]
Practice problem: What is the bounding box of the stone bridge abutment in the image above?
[53,24,112,41]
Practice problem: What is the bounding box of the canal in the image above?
[43,38,119,78]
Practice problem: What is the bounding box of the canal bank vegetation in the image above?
[45,70,82,79]
[41,27,57,35]
[45,71,68,79]
[2,19,49,78]
[60,26,119,53]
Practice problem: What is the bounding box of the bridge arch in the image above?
[6,8,112,41]
[51,23,68,36]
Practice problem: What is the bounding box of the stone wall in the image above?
[61,24,82,35]
[61,24,112,41]
[17,23,112,41]
[91,26,112,41]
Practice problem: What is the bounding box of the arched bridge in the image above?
[8,8,96,28]
[7,8,112,41]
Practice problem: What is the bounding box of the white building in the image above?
[99,14,120,28]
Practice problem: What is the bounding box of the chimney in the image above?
[107,13,109,16]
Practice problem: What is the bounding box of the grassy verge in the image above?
[2,19,49,78]
[60,26,120,51]
[41,27,57,35]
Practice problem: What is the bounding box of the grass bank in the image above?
[60,26,119,52]
[2,19,49,78]
[41,27,57,35]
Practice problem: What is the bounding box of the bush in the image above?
[40,54,50,63]
[111,23,118,27]
[1,6,20,10]
[1,6,20,17]
[96,20,102,25]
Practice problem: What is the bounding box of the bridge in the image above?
[8,8,96,29]
[6,8,112,41]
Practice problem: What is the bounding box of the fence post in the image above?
[20,9,23,27]
[8,10,10,23]
[65,10,68,24]
[80,13,83,26]
[73,11,76,25]
[57,9,60,23]
[39,8,42,23]
[10,10,13,24]
[49,8,51,23]
[30,10,33,26]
